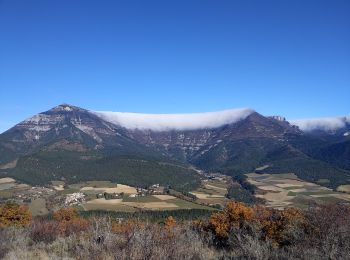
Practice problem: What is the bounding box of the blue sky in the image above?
[0,0,349,133]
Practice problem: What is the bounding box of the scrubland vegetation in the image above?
[1,201,350,259]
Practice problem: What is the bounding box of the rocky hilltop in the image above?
[0,104,349,189]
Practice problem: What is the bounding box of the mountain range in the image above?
[0,104,349,191]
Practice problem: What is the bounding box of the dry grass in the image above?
[0,221,216,260]
[1,204,350,260]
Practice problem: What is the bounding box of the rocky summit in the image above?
[0,104,349,190]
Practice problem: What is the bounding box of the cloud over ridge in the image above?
[290,116,350,132]
[92,108,254,131]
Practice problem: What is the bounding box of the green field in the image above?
[122,196,162,203]
[170,198,215,210]
[82,202,136,212]
[28,198,49,216]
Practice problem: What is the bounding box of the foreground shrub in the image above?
[53,207,90,236]
[254,206,306,246]
[305,204,350,259]
[53,207,79,222]
[164,216,176,229]
[112,218,144,234]
[1,202,350,259]
[204,201,307,248]
[207,201,255,246]
[29,219,60,243]
[0,201,32,228]
[0,226,31,259]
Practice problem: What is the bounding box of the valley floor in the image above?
[246,173,350,209]
[1,169,350,217]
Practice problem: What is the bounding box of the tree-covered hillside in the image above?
[5,150,200,191]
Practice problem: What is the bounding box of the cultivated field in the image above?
[0,178,54,216]
[246,173,350,209]
[0,177,17,191]
[57,181,215,212]
[190,179,229,206]
[0,177,215,214]
[82,194,212,211]
[337,185,350,193]
[51,180,65,191]
[80,184,137,194]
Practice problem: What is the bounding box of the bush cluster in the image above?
[0,201,350,259]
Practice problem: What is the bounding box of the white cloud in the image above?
[290,116,350,132]
[92,108,254,131]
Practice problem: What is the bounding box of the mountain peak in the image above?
[48,104,85,113]
[269,115,286,122]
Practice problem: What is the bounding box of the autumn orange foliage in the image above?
[208,202,254,239]
[225,201,254,226]
[205,201,306,246]
[112,219,144,236]
[0,201,32,228]
[209,212,230,238]
[53,207,90,235]
[53,207,79,222]
[164,216,177,229]
[254,206,306,245]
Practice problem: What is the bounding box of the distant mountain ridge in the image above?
[92,108,255,131]
[0,104,349,190]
